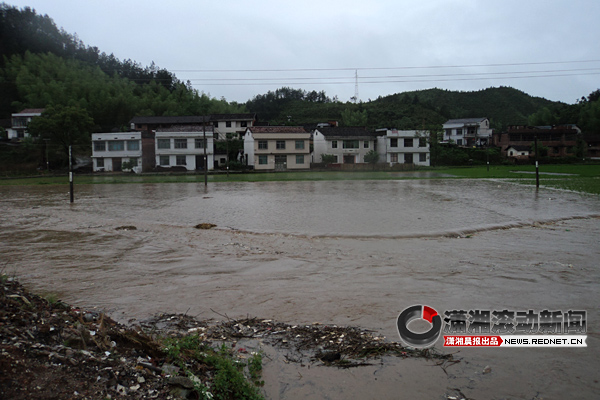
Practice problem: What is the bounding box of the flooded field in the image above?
[1,179,599,399]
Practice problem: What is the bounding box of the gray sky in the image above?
[8,0,600,104]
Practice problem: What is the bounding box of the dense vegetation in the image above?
[1,3,599,174]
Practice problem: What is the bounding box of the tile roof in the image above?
[130,115,209,124]
[15,108,45,115]
[155,125,214,133]
[209,114,256,121]
[314,127,379,138]
[444,117,488,125]
[247,126,307,134]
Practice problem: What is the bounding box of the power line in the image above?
[170,59,600,73]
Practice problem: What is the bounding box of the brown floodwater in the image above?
[1,180,599,399]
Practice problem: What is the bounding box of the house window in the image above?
[509,151,514,156]
[343,140,359,149]
[405,153,413,164]
[296,155,304,164]
[295,140,305,150]
[127,140,139,151]
[176,155,187,165]
[457,139,463,145]
[174,139,187,149]
[108,141,124,151]
[390,153,398,163]
[213,122,219,128]
[419,153,427,162]
[195,138,206,148]
[96,158,104,168]
[364,141,369,149]
[467,128,476,135]
[404,138,413,147]
[93,141,106,152]
[241,121,247,127]
[331,140,338,149]
[419,137,427,147]
[226,121,232,128]
[160,156,170,166]
[258,140,268,150]
[445,129,452,137]
[456,129,463,136]
[276,141,286,150]
[390,138,398,147]
[258,155,268,165]
[157,139,170,149]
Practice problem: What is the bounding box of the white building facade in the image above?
[377,129,430,166]
[312,127,380,164]
[7,109,44,139]
[442,117,492,147]
[155,126,214,171]
[244,126,310,171]
[92,132,143,172]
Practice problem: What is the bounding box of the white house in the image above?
[442,117,492,147]
[312,127,380,164]
[244,126,310,171]
[155,125,214,171]
[92,132,142,172]
[376,129,430,166]
[7,109,44,139]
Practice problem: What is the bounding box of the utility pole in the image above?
[69,145,74,203]
[354,69,359,104]
[43,139,50,171]
[534,137,540,189]
[203,117,208,187]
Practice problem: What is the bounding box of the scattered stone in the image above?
[115,225,137,231]
[483,365,492,374]
[195,223,217,229]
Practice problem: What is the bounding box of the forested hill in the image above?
[0,3,245,130]
[1,3,597,134]
[244,86,566,131]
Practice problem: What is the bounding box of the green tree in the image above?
[320,154,337,164]
[340,108,367,126]
[364,150,380,167]
[28,105,94,164]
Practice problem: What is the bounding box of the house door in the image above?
[274,155,287,171]
[404,153,413,164]
[343,155,355,164]
[112,158,122,171]
[195,155,206,170]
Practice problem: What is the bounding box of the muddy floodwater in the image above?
[1,179,599,399]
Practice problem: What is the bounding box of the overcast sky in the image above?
[7,0,600,104]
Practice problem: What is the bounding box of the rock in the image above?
[161,363,180,375]
[115,226,137,231]
[483,365,492,374]
[168,376,195,389]
[195,223,217,230]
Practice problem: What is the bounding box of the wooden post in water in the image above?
[203,117,207,187]
[534,137,540,189]
[69,145,74,203]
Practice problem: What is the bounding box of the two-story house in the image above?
[493,125,580,158]
[312,127,380,164]
[442,118,492,147]
[92,132,142,172]
[155,126,214,171]
[244,126,310,171]
[7,109,44,139]
[376,129,430,166]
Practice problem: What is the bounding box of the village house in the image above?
[376,129,431,166]
[312,126,379,164]
[7,109,44,139]
[244,126,310,171]
[493,125,580,157]
[442,117,492,147]
[154,125,214,171]
[92,132,142,172]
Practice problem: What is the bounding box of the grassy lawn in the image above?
[1,164,599,194]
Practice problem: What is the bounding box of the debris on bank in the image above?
[1,277,458,400]
[195,223,217,230]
